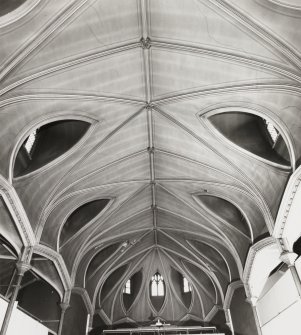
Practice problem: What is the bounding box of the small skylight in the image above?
[24,129,37,157]
[183,276,192,293]
[264,119,279,144]
[123,279,131,294]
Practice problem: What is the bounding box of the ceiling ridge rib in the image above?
[153,83,301,104]
[206,0,301,71]
[147,108,157,246]
[139,0,152,102]
[0,0,93,83]
[0,42,140,98]
[139,0,158,245]
[151,40,301,84]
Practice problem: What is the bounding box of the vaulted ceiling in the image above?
[1,0,301,325]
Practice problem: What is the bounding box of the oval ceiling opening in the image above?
[100,265,128,302]
[60,199,110,249]
[86,243,120,281]
[0,0,27,16]
[123,270,142,311]
[170,268,192,309]
[198,195,251,239]
[208,112,290,166]
[14,119,90,177]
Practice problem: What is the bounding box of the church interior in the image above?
[0,0,301,334]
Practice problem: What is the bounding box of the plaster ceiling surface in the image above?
[0,0,301,324]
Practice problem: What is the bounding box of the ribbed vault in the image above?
[0,0,301,328]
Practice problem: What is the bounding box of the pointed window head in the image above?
[151,272,165,297]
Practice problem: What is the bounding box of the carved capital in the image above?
[280,251,298,267]
[16,261,31,276]
[60,302,70,312]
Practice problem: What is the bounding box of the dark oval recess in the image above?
[198,195,250,238]
[60,199,110,248]
[100,265,128,302]
[86,243,120,281]
[123,271,143,311]
[293,236,301,256]
[0,0,27,17]
[170,267,191,309]
[14,120,90,177]
[209,112,290,165]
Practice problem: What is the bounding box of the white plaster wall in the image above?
[0,297,49,335]
[257,269,301,335]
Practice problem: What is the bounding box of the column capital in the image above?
[280,251,298,267]
[60,302,70,312]
[16,261,31,276]
[246,296,258,306]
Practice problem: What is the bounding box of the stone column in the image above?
[224,308,234,335]
[280,251,301,297]
[0,261,31,335]
[57,302,70,335]
[246,296,262,335]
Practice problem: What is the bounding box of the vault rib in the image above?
[151,40,301,85]
[152,83,301,104]
[0,42,140,98]
[0,0,93,82]
[206,0,301,71]
[0,92,145,108]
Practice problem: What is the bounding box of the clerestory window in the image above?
[123,279,131,294]
[24,129,38,158]
[263,119,279,145]
[183,276,192,293]
[151,272,165,296]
